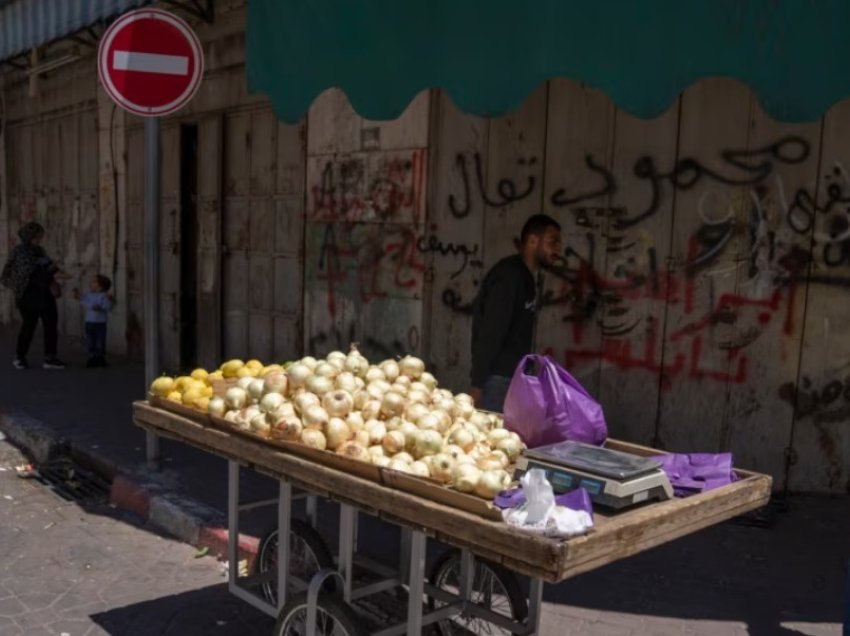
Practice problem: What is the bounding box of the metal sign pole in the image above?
[144,116,161,470]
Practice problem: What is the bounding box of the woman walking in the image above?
[1,222,68,369]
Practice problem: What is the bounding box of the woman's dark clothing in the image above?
[16,286,58,359]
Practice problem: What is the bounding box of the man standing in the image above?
[470,214,562,411]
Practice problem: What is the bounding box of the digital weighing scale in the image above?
[514,440,673,510]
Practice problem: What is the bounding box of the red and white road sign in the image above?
[98,9,204,117]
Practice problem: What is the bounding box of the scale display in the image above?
[524,440,662,481]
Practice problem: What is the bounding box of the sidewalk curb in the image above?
[0,409,261,569]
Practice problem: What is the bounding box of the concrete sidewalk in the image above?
[0,325,847,635]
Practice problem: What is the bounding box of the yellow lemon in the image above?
[150,376,175,397]
[194,396,210,412]
[166,390,182,403]
[263,364,283,376]
[190,368,209,382]
[208,370,224,381]
[202,385,214,398]
[174,376,193,391]
[246,359,264,370]
[221,359,244,378]
[182,388,204,406]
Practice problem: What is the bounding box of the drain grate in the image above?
[32,456,111,504]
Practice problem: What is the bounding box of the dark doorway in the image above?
[179,124,199,370]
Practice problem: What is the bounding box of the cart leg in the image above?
[227,460,240,588]
[459,548,474,601]
[398,526,412,583]
[527,577,544,635]
[306,494,318,528]
[277,480,292,609]
[339,504,356,603]
[406,530,426,635]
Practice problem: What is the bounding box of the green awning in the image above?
[247,0,847,124]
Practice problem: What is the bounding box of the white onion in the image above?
[468,442,491,461]
[394,376,412,390]
[225,387,249,410]
[385,416,402,432]
[293,391,320,414]
[392,451,414,464]
[452,400,475,421]
[496,436,523,461]
[399,355,425,379]
[416,412,441,432]
[372,455,392,468]
[388,459,412,474]
[448,427,475,451]
[405,402,429,424]
[488,428,512,446]
[301,428,326,450]
[391,383,410,397]
[326,350,346,363]
[382,430,406,455]
[271,416,302,441]
[432,410,452,434]
[344,346,370,377]
[244,405,262,421]
[455,454,476,466]
[434,388,453,401]
[361,400,382,421]
[409,381,428,394]
[420,372,438,391]
[262,371,288,395]
[302,404,329,429]
[354,377,366,390]
[379,359,400,382]
[315,361,339,378]
[247,379,265,401]
[325,417,353,450]
[208,397,226,417]
[335,371,358,393]
[453,464,481,493]
[443,444,466,461]
[337,441,370,463]
[475,470,511,499]
[435,397,455,413]
[260,392,285,414]
[399,422,420,453]
[381,391,406,418]
[406,389,429,405]
[477,453,505,472]
[367,380,392,400]
[469,412,492,433]
[323,390,354,417]
[301,356,318,371]
[251,414,272,437]
[224,410,240,423]
[429,454,455,483]
[346,411,365,433]
[353,389,370,411]
[354,430,371,447]
[414,430,444,459]
[410,461,431,478]
[454,393,474,405]
[306,374,334,397]
[365,366,386,383]
[366,420,387,445]
[367,445,385,459]
[490,449,510,469]
[287,363,313,389]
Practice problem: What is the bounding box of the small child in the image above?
[80,275,115,368]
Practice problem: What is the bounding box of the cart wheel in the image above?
[275,591,366,636]
[428,549,527,635]
[255,519,335,605]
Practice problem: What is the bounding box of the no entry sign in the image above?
[98,9,204,117]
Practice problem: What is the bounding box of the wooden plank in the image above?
[657,78,754,454]
[423,90,489,392]
[721,106,821,488]
[539,78,615,398]
[275,121,305,197]
[133,402,770,582]
[596,101,680,445]
[788,99,850,492]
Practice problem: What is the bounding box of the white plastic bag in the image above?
[502,469,594,538]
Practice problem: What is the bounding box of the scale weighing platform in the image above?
[515,440,673,510]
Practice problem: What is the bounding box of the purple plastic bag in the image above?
[494,486,594,516]
[503,355,607,448]
[651,453,738,497]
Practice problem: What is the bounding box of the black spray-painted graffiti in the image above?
[779,376,850,423]
[415,233,481,279]
[448,137,811,230]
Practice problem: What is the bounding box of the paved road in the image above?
[0,434,846,636]
[0,438,272,636]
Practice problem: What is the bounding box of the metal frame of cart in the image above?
[226,459,544,634]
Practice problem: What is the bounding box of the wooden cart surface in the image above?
[133,401,771,584]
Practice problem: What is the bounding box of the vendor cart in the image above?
[133,401,771,635]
